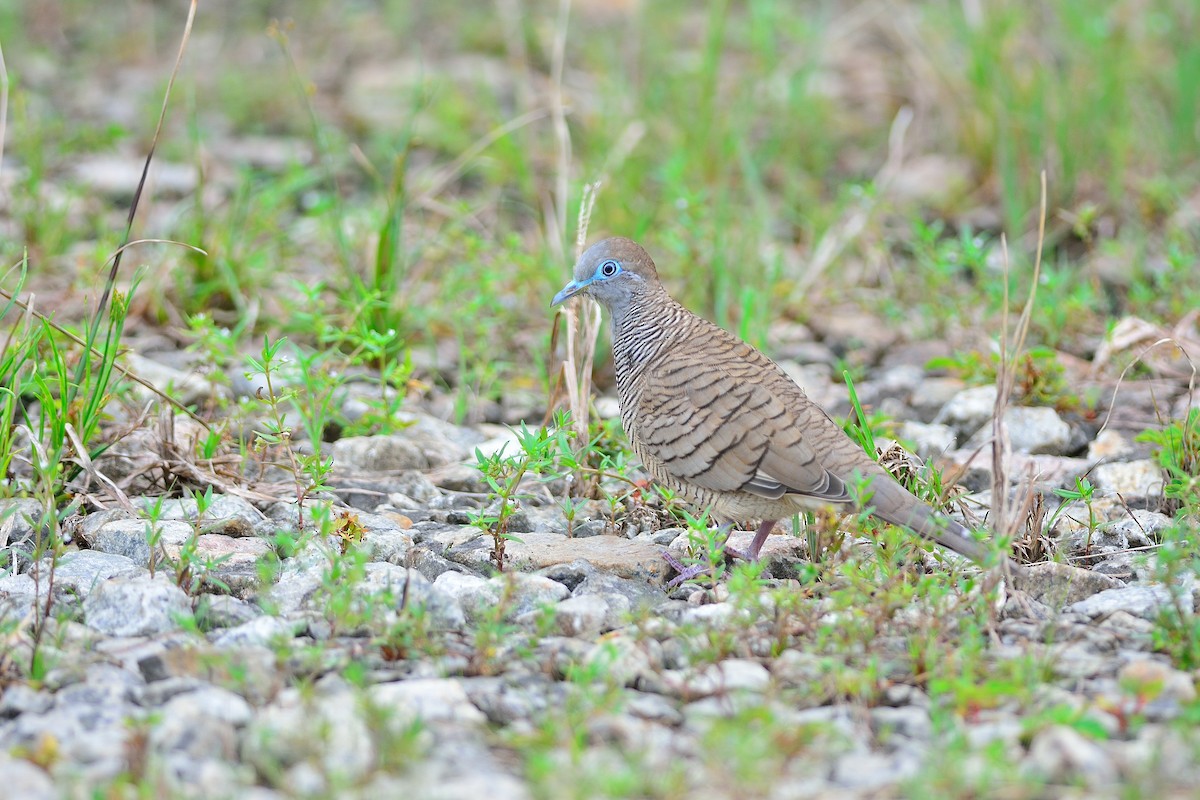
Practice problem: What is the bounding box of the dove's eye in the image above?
[599,260,620,278]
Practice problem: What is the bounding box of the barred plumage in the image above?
[553,236,1013,568]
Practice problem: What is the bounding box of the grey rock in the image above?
[1025,724,1118,787]
[89,518,193,566]
[0,497,44,556]
[536,559,596,591]
[461,676,570,726]
[897,420,957,459]
[446,531,669,583]
[553,594,609,638]
[369,678,487,726]
[83,575,192,636]
[506,506,570,534]
[585,633,660,688]
[0,572,40,616]
[571,518,611,538]
[137,676,211,707]
[137,645,281,705]
[196,593,263,629]
[358,526,415,565]
[433,571,498,623]
[1111,509,1174,547]
[161,685,254,726]
[1050,642,1115,680]
[0,666,142,766]
[0,684,54,717]
[1015,561,1124,607]
[397,411,484,459]
[125,352,217,408]
[210,615,304,647]
[50,550,145,593]
[832,749,919,791]
[389,470,441,503]
[773,650,826,687]
[1067,584,1180,620]
[138,494,262,537]
[1092,553,1137,581]
[0,756,55,800]
[242,690,375,783]
[661,658,770,698]
[964,715,1023,747]
[366,566,466,630]
[998,406,1074,455]
[1091,460,1164,504]
[1096,610,1156,643]
[159,755,251,800]
[187,534,271,597]
[934,385,998,436]
[572,571,663,630]
[333,435,429,473]
[870,705,932,742]
[407,546,471,582]
[427,462,489,493]
[0,551,145,616]
[494,572,570,618]
[150,690,247,760]
[910,376,968,420]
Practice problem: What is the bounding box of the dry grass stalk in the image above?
[990,171,1048,550]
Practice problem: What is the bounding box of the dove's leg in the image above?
[663,522,735,586]
[744,519,778,560]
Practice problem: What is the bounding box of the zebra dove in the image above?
[552,236,1011,569]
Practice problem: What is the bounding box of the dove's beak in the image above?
[551,279,587,306]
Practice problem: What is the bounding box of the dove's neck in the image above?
[609,289,685,384]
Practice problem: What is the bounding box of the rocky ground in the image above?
[1,344,1197,799]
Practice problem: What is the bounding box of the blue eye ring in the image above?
[598,260,620,278]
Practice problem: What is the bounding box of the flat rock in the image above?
[83,575,192,636]
[188,534,271,597]
[897,420,957,459]
[661,658,771,698]
[935,385,998,436]
[998,406,1074,455]
[369,678,487,726]
[448,531,669,582]
[140,494,262,537]
[88,519,193,566]
[125,353,217,407]
[0,755,59,800]
[332,435,430,473]
[1015,561,1124,607]
[1090,460,1164,504]
[1026,724,1118,787]
[1066,585,1180,620]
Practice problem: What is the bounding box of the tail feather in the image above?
[868,477,1018,570]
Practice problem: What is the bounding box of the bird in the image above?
[552,236,1015,573]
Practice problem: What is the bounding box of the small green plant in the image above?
[1049,476,1101,553]
[469,423,559,572]
[927,346,1079,411]
[1147,519,1200,669]
[1137,408,1200,514]
[665,508,727,587]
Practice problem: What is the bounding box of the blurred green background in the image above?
[1,0,1198,419]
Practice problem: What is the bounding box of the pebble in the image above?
[83,575,192,636]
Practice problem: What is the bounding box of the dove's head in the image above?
[551,237,661,312]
